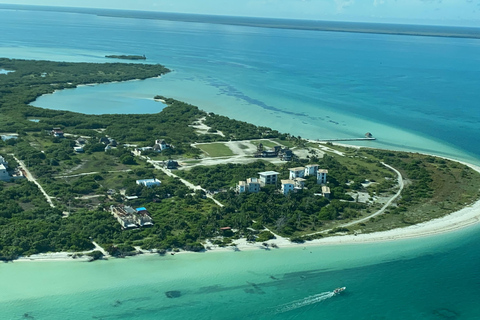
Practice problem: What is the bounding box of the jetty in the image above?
[317,137,376,142]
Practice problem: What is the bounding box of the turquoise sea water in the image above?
[1,8,480,319]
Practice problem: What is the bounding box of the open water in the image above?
[1,7,480,319]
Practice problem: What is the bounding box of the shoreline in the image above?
[12,155,480,262]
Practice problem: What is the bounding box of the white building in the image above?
[304,164,319,176]
[237,181,247,193]
[322,186,331,199]
[0,155,7,167]
[154,139,169,152]
[294,177,306,189]
[258,171,279,186]
[289,167,305,180]
[246,178,260,192]
[136,178,161,187]
[0,164,10,181]
[281,179,295,195]
[317,169,328,185]
[237,178,261,193]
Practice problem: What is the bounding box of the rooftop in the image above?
[289,167,305,171]
[258,171,279,176]
[318,169,328,173]
[281,179,295,184]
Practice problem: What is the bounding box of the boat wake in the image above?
[275,291,336,314]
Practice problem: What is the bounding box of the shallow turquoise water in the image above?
[2,225,479,319]
[2,8,480,319]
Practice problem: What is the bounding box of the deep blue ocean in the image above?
[1,7,480,320]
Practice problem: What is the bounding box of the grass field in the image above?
[197,143,234,157]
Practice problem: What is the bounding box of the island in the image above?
[105,54,146,60]
[1,58,480,262]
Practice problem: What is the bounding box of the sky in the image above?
[1,0,479,26]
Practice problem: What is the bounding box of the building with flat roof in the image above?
[281,179,295,195]
[304,164,319,176]
[289,167,305,180]
[237,178,261,193]
[294,177,306,189]
[136,178,161,187]
[322,186,331,199]
[246,178,260,193]
[110,205,154,228]
[0,163,10,181]
[258,171,279,186]
[317,169,328,185]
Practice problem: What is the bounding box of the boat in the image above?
[333,287,346,295]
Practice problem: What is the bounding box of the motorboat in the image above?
[333,287,346,295]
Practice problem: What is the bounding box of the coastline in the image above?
[13,156,480,262]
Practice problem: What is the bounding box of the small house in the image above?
[165,160,179,169]
[322,186,331,199]
[153,139,170,152]
[51,127,64,138]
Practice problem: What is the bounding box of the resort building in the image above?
[317,169,328,185]
[322,186,331,199]
[281,179,295,195]
[136,178,161,187]
[304,164,319,177]
[294,177,306,189]
[237,178,261,193]
[237,181,247,193]
[258,171,280,186]
[0,155,7,167]
[110,205,154,229]
[110,205,138,229]
[289,167,305,180]
[0,163,10,181]
[246,178,261,193]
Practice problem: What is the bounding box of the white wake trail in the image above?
[276,291,335,313]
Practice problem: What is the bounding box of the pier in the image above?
[316,138,376,142]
